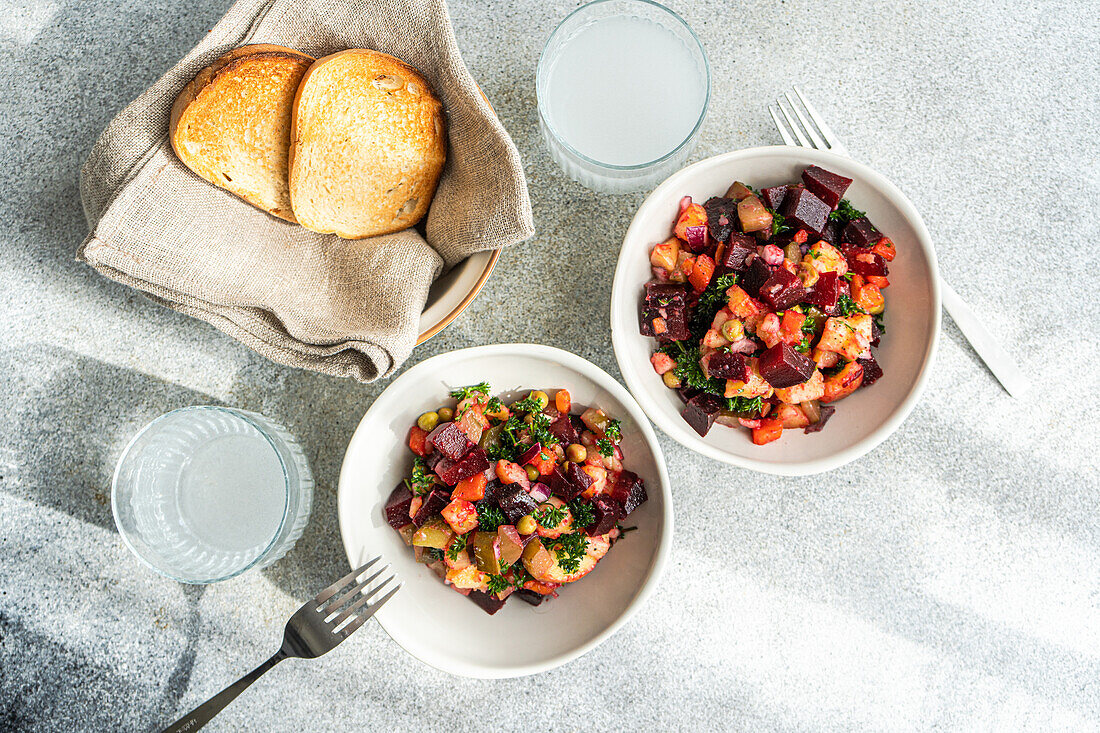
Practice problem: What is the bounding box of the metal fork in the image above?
[770,87,1028,398]
[161,557,401,733]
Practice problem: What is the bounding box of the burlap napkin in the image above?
[78,0,533,381]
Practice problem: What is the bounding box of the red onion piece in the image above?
[683,225,708,248]
[727,338,757,354]
[738,417,762,428]
[528,483,551,502]
[679,195,693,215]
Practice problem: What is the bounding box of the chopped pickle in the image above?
[471,531,502,575]
[411,519,454,550]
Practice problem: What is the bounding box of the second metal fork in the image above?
[769,87,1027,398]
[161,556,400,733]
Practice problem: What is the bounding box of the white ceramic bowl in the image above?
[337,344,672,678]
[611,146,940,475]
[416,250,497,344]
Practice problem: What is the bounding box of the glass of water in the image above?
[112,406,314,584]
[537,0,710,193]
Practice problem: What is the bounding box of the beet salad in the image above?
[640,165,894,444]
[384,382,647,615]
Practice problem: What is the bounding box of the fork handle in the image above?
[160,650,287,733]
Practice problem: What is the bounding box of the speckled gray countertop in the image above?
[2,0,1099,730]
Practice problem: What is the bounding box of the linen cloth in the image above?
[78,0,534,381]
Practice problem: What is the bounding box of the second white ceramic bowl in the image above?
[610,146,940,475]
[338,344,672,677]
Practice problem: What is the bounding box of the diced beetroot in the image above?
[639,305,658,336]
[586,496,621,537]
[758,268,807,310]
[433,448,490,486]
[425,422,473,461]
[412,488,450,526]
[706,351,750,381]
[610,471,648,516]
[681,393,724,436]
[703,197,739,244]
[780,186,831,235]
[760,185,788,211]
[516,443,543,466]
[842,217,882,247]
[514,588,550,606]
[548,415,579,446]
[676,386,699,404]
[564,462,594,494]
[805,271,840,310]
[801,166,852,209]
[467,590,507,615]
[849,251,889,277]
[497,485,540,523]
[740,257,774,297]
[820,219,841,246]
[483,478,504,504]
[644,281,688,306]
[871,316,883,347]
[654,305,690,343]
[547,467,579,500]
[803,405,836,433]
[384,484,415,530]
[858,354,884,386]
[758,343,815,388]
[715,233,757,274]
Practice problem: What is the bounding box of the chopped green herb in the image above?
[690,274,738,339]
[476,503,505,533]
[485,574,511,594]
[659,340,725,395]
[542,533,589,574]
[768,208,792,236]
[449,382,490,400]
[726,395,763,417]
[446,533,468,561]
[568,498,595,529]
[873,312,887,335]
[595,438,614,457]
[511,396,543,414]
[603,418,622,441]
[835,294,866,317]
[486,396,504,415]
[534,503,567,529]
[404,456,434,496]
[424,547,444,562]
[840,271,854,281]
[828,199,865,224]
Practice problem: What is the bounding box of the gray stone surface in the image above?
[2,0,1099,730]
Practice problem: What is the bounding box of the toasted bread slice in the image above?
[170,44,313,222]
[289,49,447,238]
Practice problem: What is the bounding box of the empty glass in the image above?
[112,406,313,584]
[537,0,710,193]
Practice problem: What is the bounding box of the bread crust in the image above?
[170,44,314,222]
[288,49,447,238]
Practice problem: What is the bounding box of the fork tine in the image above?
[322,565,389,616]
[785,92,827,150]
[314,556,380,606]
[335,583,402,639]
[769,105,797,146]
[792,86,842,151]
[778,101,810,147]
[329,574,398,629]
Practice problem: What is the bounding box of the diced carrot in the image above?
[681,255,696,279]
[793,229,809,244]
[872,237,896,261]
[522,579,559,595]
[673,202,707,241]
[865,274,890,289]
[452,473,487,502]
[688,254,715,293]
[408,496,423,520]
[779,310,807,345]
[530,450,557,476]
[440,499,479,534]
[652,317,668,335]
[849,273,865,291]
[821,362,864,403]
[853,283,885,314]
[495,460,528,485]
[408,426,430,456]
[751,418,783,445]
[555,389,571,413]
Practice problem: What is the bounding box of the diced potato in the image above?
[817,314,872,361]
[821,362,864,403]
[446,565,488,590]
[650,237,680,271]
[725,358,774,399]
[774,369,825,404]
[801,242,848,276]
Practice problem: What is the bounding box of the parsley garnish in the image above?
[828,199,865,224]
[659,340,725,395]
[568,498,594,529]
[603,419,622,441]
[595,438,614,457]
[726,396,763,416]
[424,548,444,562]
[840,271,854,281]
[446,533,468,561]
[511,396,543,414]
[690,274,738,339]
[874,312,887,334]
[485,574,511,594]
[486,397,504,415]
[534,503,567,529]
[836,294,866,317]
[476,503,505,533]
[404,456,434,496]
[449,382,490,400]
[769,209,792,236]
[542,533,589,574]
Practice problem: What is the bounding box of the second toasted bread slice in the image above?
[289,49,447,238]
[170,44,313,222]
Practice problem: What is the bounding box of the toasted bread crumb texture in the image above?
[290,49,447,238]
[171,49,312,222]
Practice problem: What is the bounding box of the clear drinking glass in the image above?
[112,406,314,584]
[537,0,710,193]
